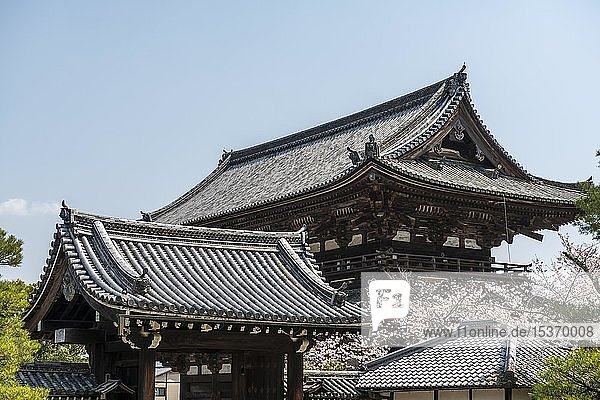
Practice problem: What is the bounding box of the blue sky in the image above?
[1,1,599,282]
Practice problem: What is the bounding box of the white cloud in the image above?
[0,199,60,217]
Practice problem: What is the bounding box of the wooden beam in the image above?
[38,320,94,332]
[159,330,295,353]
[286,351,303,400]
[105,340,135,353]
[54,328,105,344]
[138,347,156,400]
[519,229,544,242]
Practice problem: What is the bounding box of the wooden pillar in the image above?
[138,347,156,400]
[286,351,303,400]
[89,343,106,384]
[232,352,246,400]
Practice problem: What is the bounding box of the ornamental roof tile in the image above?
[356,335,568,391]
[26,208,361,329]
[149,70,580,225]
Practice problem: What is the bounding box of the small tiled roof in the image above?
[93,379,135,395]
[26,207,361,329]
[357,335,568,391]
[305,371,363,399]
[149,69,580,225]
[16,362,96,397]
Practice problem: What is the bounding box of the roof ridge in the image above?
[149,152,233,221]
[365,335,451,369]
[461,89,530,177]
[148,72,458,222]
[65,207,304,243]
[227,77,451,165]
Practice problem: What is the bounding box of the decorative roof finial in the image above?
[364,134,380,159]
[447,64,468,96]
[330,281,348,307]
[140,211,153,222]
[347,147,361,165]
[134,267,151,295]
[219,149,233,165]
[59,200,74,224]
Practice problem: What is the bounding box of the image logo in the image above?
[369,279,411,331]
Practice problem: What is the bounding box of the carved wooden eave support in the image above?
[118,315,162,350]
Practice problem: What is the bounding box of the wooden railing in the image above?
[318,251,531,281]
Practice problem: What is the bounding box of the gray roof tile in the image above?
[305,371,363,399]
[357,335,568,391]
[384,158,581,203]
[27,209,362,329]
[16,363,95,396]
[150,72,579,225]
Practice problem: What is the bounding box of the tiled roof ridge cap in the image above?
[277,238,335,298]
[67,208,303,244]
[462,89,530,177]
[19,362,91,373]
[228,78,449,165]
[304,370,363,377]
[382,79,466,159]
[529,175,586,190]
[364,335,452,369]
[149,152,233,221]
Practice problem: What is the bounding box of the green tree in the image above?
[576,150,600,241]
[532,149,600,399]
[36,342,87,363]
[531,348,600,399]
[0,228,23,268]
[0,229,47,400]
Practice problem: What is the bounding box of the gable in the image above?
[404,99,529,179]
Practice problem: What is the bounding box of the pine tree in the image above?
[0,229,47,400]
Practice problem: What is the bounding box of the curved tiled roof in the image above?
[304,371,363,399]
[357,335,568,391]
[382,158,581,204]
[26,207,362,329]
[149,69,580,225]
[151,88,442,225]
[16,363,96,397]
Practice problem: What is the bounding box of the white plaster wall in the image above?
[512,388,532,400]
[439,389,470,400]
[472,388,504,400]
[394,391,434,400]
[167,383,180,400]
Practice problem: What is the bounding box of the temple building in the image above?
[23,68,582,400]
[25,209,361,399]
[147,66,580,284]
